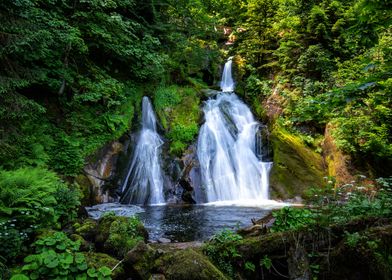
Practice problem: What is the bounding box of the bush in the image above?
[203,229,243,277]
[13,231,112,280]
[271,207,316,232]
[0,168,80,262]
[104,216,145,258]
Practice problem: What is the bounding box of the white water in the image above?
[196,58,273,203]
[120,97,165,205]
[220,56,235,92]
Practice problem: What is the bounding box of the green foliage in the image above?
[203,228,243,277]
[104,216,144,258]
[0,168,80,262]
[260,255,272,270]
[244,261,255,272]
[15,231,111,280]
[223,0,392,175]
[271,207,316,232]
[344,231,363,247]
[154,85,201,155]
[306,176,392,225]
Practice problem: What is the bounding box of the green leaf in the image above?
[87,268,97,277]
[75,253,85,264]
[10,274,30,280]
[24,255,36,263]
[30,272,40,280]
[77,262,88,271]
[76,274,87,280]
[63,253,74,264]
[98,267,112,277]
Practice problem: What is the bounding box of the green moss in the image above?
[74,174,92,206]
[125,241,156,280]
[96,215,147,258]
[269,124,326,198]
[154,86,201,156]
[84,252,124,279]
[155,249,228,280]
[74,218,97,240]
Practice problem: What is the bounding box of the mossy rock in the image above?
[84,252,125,279]
[70,234,94,251]
[155,248,228,280]
[124,241,157,280]
[269,124,326,199]
[323,123,354,184]
[74,218,97,241]
[96,215,148,258]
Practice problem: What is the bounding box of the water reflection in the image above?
[137,205,269,242]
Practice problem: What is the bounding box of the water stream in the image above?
[120,97,165,205]
[195,58,273,203]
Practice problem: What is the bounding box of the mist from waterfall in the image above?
[196,58,273,204]
[120,97,165,205]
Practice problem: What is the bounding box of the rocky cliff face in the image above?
[76,141,126,205]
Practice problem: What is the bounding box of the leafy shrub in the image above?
[306,176,392,225]
[48,132,85,176]
[297,44,334,80]
[0,168,80,261]
[271,207,316,232]
[104,216,145,258]
[203,229,243,277]
[14,232,111,280]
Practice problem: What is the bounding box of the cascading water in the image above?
[220,56,235,92]
[120,97,165,205]
[196,58,273,203]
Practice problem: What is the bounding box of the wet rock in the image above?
[83,141,124,204]
[158,238,171,244]
[201,89,221,97]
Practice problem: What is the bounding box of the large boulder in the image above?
[95,215,148,258]
[269,125,326,199]
[155,249,228,280]
[124,241,157,280]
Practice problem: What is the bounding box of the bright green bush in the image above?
[0,168,80,261]
[271,207,316,232]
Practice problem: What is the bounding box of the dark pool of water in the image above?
[86,203,272,242]
[137,205,270,242]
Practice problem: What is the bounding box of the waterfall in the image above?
[196,58,272,203]
[120,97,165,205]
[220,56,235,92]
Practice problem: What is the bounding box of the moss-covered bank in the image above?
[269,124,326,199]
